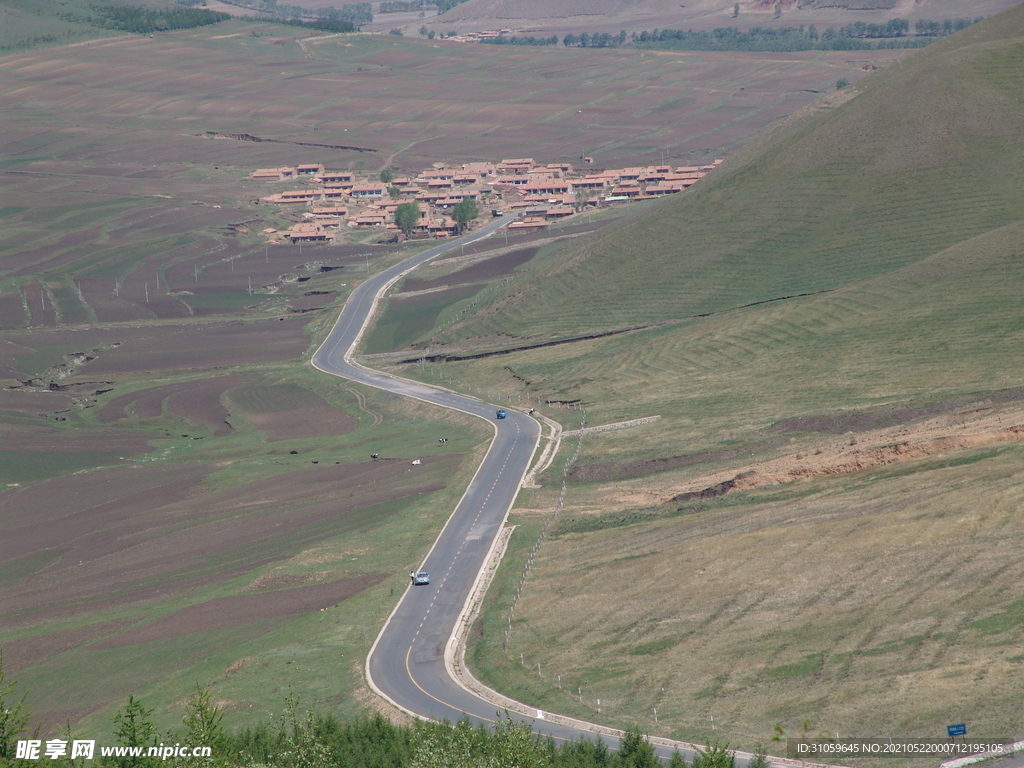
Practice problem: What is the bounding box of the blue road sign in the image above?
[947,724,967,738]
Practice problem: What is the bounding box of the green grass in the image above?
[433,9,1024,344]
[469,445,1024,748]
[363,284,483,353]
[446,9,1024,753]
[2,313,494,737]
[0,449,125,483]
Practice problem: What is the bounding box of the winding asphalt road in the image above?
[310,220,805,766]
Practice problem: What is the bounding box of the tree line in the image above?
[563,32,628,48]
[436,0,469,14]
[219,0,370,26]
[627,17,984,52]
[481,35,560,46]
[1,654,772,768]
[313,4,372,26]
[380,1,435,13]
[914,18,985,36]
[58,4,229,33]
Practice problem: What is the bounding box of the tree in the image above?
[409,719,476,768]
[488,712,545,768]
[451,198,478,232]
[618,725,658,768]
[388,186,402,198]
[380,168,395,183]
[0,650,34,761]
[112,695,159,768]
[774,3,781,18]
[733,3,739,17]
[693,740,735,768]
[836,77,848,89]
[178,684,226,767]
[419,24,427,36]
[395,202,421,237]
[748,743,770,768]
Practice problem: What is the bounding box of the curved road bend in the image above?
[311,219,806,767]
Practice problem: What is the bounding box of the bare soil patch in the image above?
[580,401,1024,512]
[99,374,258,436]
[0,389,75,415]
[401,247,539,294]
[82,318,314,375]
[2,618,140,670]
[227,382,357,441]
[90,575,387,649]
[1,421,154,454]
[0,290,26,329]
[2,456,456,624]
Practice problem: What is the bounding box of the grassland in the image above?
[3,1,1021,749]
[471,441,1024,748]
[2,355,494,735]
[353,6,1024,750]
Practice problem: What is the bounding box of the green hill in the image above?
[404,5,1024,746]
[435,3,1024,344]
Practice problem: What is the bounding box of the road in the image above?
[310,220,817,767]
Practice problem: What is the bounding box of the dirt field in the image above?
[400,247,539,293]
[0,20,911,340]
[99,374,259,436]
[2,456,455,624]
[226,382,357,441]
[89,575,387,650]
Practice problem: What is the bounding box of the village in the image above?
[250,157,722,243]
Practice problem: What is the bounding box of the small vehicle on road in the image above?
[411,571,430,585]
[496,409,507,419]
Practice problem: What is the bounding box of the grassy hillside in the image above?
[431,4,1024,345]
[377,6,1024,750]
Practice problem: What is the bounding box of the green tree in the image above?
[380,168,395,183]
[748,744,769,768]
[451,198,478,232]
[0,650,34,761]
[419,25,428,36]
[388,185,403,198]
[112,695,159,768]
[773,3,781,18]
[410,720,476,768]
[395,202,421,237]
[177,685,226,767]
[836,77,849,89]
[693,740,734,768]
[733,3,739,17]
[488,713,546,768]
[618,725,657,768]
